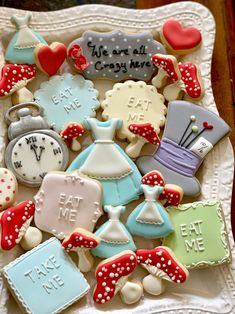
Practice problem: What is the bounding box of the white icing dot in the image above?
[98,272,103,277]
[109,272,115,278]
[130,255,134,260]
[98,294,102,299]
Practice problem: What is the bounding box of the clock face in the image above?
[10,132,67,185]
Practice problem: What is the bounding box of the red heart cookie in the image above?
[34,42,67,76]
[161,19,202,53]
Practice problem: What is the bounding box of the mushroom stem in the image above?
[77,250,94,272]
[125,137,147,158]
[11,87,34,106]
[152,68,168,88]
[163,83,182,101]
[71,138,81,151]
[119,281,143,304]
[142,274,166,296]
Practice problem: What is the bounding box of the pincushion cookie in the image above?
[34,73,100,133]
[2,238,90,314]
[160,19,202,55]
[67,30,166,81]
[0,168,17,211]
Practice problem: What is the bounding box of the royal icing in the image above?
[163,200,232,269]
[152,54,204,101]
[161,19,202,53]
[34,171,103,239]
[67,30,166,81]
[101,81,167,142]
[126,185,173,239]
[93,250,137,304]
[0,201,35,250]
[20,226,43,251]
[136,246,189,295]
[126,123,161,158]
[0,64,36,98]
[60,122,85,152]
[92,205,136,258]
[5,104,69,187]
[67,118,142,206]
[119,281,143,305]
[136,100,231,196]
[34,42,67,76]
[34,73,100,132]
[62,228,100,272]
[0,168,17,211]
[2,238,90,314]
[5,13,47,64]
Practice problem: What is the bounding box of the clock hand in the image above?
[30,144,39,161]
[37,146,45,161]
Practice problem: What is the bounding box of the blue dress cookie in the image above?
[67,118,142,206]
[5,13,47,64]
[126,185,173,239]
[92,205,136,258]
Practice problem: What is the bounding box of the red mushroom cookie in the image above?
[136,246,189,295]
[141,170,165,187]
[60,123,85,151]
[0,168,17,211]
[126,123,160,158]
[93,250,141,305]
[151,54,181,88]
[62,228,100,272]
[0,64,36,104]
[163,61,204,101]
[0,201,35,250]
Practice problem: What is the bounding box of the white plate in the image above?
[0,2,234,314]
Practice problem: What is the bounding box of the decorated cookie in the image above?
[0,201,35,251]
[20,226,43,251]
[93,250,142,305]
[5,103,69,187]
[137,101,231,196]
[2,238,90,314]
[60,122,85,151]
[126,184,173,239]
[141,171,184,206]
[62,228,100,272]
[5,13,47,64]
[126,123,161,158]
[163,200,231,269]
[34,171,103,239]
[152,54,204,101]
[101,81,167,144]
[92,205,136,259]
[160,19,202,54]
[0,64,36,99]
[67,30,166,81]
[34,73,100,132]
[67,118,142,206]
[0,168,17,211]
[136,246,189,296]
[34,42,67,76]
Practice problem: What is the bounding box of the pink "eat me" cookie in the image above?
[0,168,17,211]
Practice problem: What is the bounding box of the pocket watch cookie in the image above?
[0,168,17,211]
[5,12,47,65]
[34,73,100,133]
[67,30,166,81]
[4,103,69,187]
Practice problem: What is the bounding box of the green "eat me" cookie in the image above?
[163,200,231,269]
